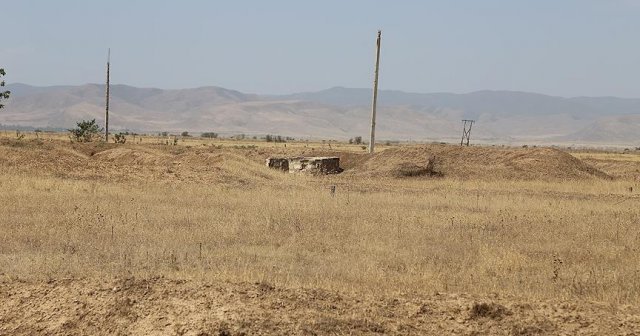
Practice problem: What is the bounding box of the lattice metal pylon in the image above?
[460,119,475,146]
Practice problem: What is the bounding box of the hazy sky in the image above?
[2,0,640,97]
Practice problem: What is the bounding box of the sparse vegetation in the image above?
[0,149,638,305]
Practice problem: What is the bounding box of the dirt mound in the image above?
[0,139,87,175]
[352,144,610,180]
[92,147,288,185]
[0,140,288,186]
[0,140,610,182]
[1,277,638,335]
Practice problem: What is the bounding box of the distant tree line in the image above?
[201,132,218,138]
[265,134,288,143]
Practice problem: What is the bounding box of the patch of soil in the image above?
[0,277,638,335]
[469,302,511,319]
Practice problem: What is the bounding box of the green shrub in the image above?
[69,119,103,142]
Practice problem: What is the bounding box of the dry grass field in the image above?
[1,134,640,335]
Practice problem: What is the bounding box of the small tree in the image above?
[0,68,10,109]
[69,119,103,142]
[354,136,363,145]
[181,131,190,137]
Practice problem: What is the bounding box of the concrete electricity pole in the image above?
[369,30,381,154]
[105,48,110,142]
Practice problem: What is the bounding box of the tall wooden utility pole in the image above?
[369,30,381,154]
[105,48,110,142]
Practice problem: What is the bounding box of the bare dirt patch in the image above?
[1,277,638,335]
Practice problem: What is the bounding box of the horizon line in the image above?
[5,82,639,100]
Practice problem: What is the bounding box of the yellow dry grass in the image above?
[572,151,640,163]
[1,137,640,306]
[1,130,384,153]
[571,150,640,180]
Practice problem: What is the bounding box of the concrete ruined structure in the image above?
[266,157,343,174]
[266,158,289,171]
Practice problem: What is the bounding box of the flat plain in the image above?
[1,133,640,335]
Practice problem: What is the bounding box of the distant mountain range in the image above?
[1,83,639,145]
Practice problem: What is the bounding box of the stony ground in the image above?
[1,277,639,335]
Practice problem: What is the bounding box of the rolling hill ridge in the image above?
[2,84,639,145]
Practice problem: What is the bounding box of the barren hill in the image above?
[559,114,640,143]
[2,84,640,144]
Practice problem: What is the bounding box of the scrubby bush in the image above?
[69,119,103,142]
[114,133,127,144]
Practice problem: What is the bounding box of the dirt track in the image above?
[1,277,639,335]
